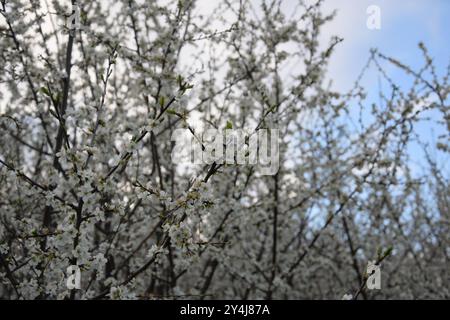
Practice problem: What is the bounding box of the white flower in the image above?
[0,244,8,255]
[147,244,162,258]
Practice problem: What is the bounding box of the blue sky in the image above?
[319,0,450,173]
[322,0,450,91]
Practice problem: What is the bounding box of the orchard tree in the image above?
[0,0,448,299]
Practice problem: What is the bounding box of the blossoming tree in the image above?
[0,0,448,299]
